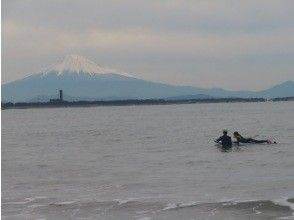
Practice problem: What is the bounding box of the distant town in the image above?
[2,90,294,110]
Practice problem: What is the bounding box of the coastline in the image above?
[2,97,293,110]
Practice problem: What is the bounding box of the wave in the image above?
[3,197,294,219]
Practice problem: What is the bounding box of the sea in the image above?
[2,102,294,220]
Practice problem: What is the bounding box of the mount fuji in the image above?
[2,55,294,102]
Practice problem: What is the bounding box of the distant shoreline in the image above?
[2,97,293,110]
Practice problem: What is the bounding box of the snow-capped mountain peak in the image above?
[45,54,130,76]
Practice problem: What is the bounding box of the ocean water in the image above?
[2,102,294,220]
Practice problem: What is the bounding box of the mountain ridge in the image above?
[2,55,294,102]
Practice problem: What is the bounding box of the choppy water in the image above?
[2,102,294,220]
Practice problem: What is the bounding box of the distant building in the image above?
[59,90,63,101]
[50,90,64,102]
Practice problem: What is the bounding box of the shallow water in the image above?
[2,102,294,219]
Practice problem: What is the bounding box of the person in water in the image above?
[215,130,232,149]
[233,131,272,144]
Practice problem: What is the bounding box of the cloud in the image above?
[3,20,294,59]
[2,0,294,90]
[3,0,294,32]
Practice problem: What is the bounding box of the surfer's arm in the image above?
[215,136,222,143]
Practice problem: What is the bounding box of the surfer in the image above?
[233,131,273,145]
[215,129,232,149]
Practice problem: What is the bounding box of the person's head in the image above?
[233,131,239,137]
[223,129,228,135]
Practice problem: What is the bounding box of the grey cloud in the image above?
[2,0,294,90]
[3,0,294,32]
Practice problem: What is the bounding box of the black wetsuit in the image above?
[235,135,268,144]
[216,135,232,149]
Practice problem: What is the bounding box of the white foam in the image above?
[273,198,294,211]
[137,217,152,220]
[29,204,48,208]
[163,203,178,210]
[2,201,30,205]
[3,196,48,205]
[273,198,294,219]
[209,208,218,216]
[114,198,135,205]
[54,200,77,205]
[163,201,199,210]
[179,201,199,208]
[277,216,294,219]
[25,196,48,202]
[114,196,159,205]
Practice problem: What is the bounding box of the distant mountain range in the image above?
[2,54,294,102]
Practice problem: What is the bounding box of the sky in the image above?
[2,0,294,90]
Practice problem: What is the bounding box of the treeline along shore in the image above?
[2,97,294,110]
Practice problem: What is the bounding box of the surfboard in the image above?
[214,141,277,147]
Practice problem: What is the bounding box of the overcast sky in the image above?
[2,0,294,90]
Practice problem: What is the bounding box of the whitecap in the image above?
[273,198,294,211]
[54,200,77,205]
